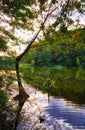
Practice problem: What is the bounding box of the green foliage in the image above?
[22,27,85,68]
[0,56,15,70]
[21,66,85,104]
[0,37,7,51]
[1,0,37,30]
[0,76,3,87]
[0,90,7,108]
[34,49,52,66]
[59,25,67,33]
[38,0,47,5]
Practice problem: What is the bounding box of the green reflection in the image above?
[21,66,85,105]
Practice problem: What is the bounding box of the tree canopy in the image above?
[0,0,84,55]
[22,27,85,67]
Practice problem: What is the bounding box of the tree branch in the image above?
[16,1,58,62]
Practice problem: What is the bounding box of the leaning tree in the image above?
[0,0,84,99]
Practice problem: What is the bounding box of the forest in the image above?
[22,27,85,67]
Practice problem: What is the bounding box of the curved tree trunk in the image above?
[14,30,41,130]
[15,29,41,98]
[14,4,58,129]
[15,0,57,99]
[16,58,28,97]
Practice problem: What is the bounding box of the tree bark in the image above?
[15,29,41,98]
[16,58,25,95]
[14,3,58,129]
[15,3,58,98]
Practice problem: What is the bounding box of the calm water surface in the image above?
[22,67,85,129]
[44,97,85,129]
[26,86,85,130]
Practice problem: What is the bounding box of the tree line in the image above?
[22,27,85,68]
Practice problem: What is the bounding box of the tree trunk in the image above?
[14,4,57,129]
[15,2,57,98]
[15,29,41,99]
[16,58,26,96]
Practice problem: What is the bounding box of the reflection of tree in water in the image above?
[14,83,46,130]
[49,69,85,104]
[14,94,29,130]
[14,62,29,129]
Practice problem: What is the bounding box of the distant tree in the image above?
[0,0,84,98]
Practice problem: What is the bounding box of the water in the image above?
[19,67,85,130]
[18,84,85,130]
[45,97,85,129]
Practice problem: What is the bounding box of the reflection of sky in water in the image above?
[44,97,85,129]
[31,90,85,129]
[23,84,85,130]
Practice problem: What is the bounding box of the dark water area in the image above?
[21,66,85,129]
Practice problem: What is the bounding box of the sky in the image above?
[0,1,85,54]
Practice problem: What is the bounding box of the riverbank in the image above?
[0,70,18,129]
[0,70,85,130]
